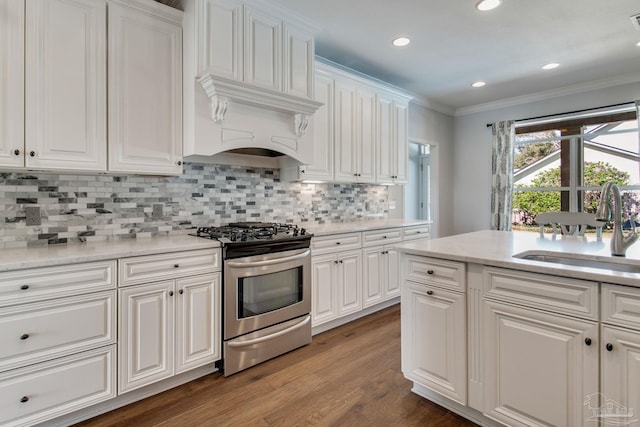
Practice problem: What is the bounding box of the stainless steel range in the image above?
[192,222,312,376]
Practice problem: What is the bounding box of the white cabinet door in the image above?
[334,79,358,182]
[243,5,281,92]
[118,281,174,394]
[0,0,24,168]
[337,250,362,315]
[377,92,408,184]
[363,245,401,308]
[299,71,334,181]
[311,254,339,326]
[483,300,599,427]
[401,281,466,405]
[283,21,313,99]
[601,325,640,425]
[175,273,221,374]
[393,100,409,183]
[25,0,106,171]
[356,85,376,184]
[386,247,401,299]
[196,0,243,79]
[376,93,394,184]
[107,1,182,175]
[362,247,384,307]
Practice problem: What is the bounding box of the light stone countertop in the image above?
[0,234,221,272]
[395,230,640,287]
[306,219,431,236]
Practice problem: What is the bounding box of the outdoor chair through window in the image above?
[534,211,604,241]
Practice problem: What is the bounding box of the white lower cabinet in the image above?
[0,346,115,427]
[0,261,117,427]
[362,246,400,307]
[118,272,221,394]
[483,299,598,427]
[311,225,430,329]
[311,250,362,326]
[401,280,466,404]
[601,325,640,423]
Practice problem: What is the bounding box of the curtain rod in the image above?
[484,101,636,128]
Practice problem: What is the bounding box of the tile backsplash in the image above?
[0,163,389,248]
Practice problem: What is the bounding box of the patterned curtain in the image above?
[490,121,516,231]
[637,101,640,183]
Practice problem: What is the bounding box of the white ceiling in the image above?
[270,0,640,113]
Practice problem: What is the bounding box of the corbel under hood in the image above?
[183,73,324,168]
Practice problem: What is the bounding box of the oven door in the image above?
[224,247,311,340]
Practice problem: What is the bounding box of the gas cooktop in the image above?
[192,222,309,245]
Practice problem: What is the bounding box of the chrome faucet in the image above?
[595,182,638,257]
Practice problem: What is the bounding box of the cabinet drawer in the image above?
[602,283,640,330]
[484,267,598,321]
[403,256,465,292]
[0,291,115,372]
[402,225,430,241]
[0,261,115,307]
[362,228,402,247]
[119,249,220,286]
[311,232,361,255]
[0,345,115,427]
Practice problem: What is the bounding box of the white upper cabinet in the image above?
[0,0,183,175]
[195,0,243,80]
[283,21,314,99]
[315,61,412,185]
[195,0,314,99]
[107,0,183,175]
[25,0,107,172]
[377,90,409,184]
[243,5,282,92]
[0,0,24,169]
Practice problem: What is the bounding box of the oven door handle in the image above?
[226,249,310,268]
[226,315,311,348]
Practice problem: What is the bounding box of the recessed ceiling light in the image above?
[392,37,411,47]
[636,41,640,47]
[471,81,486,88]
[476,0,502,11]
[542,62,560,70]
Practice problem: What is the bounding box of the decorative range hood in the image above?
[182,0,324,168]
[198,74,322,136]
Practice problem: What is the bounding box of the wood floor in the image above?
[76,305,478,427]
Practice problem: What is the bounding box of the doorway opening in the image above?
[405,142,431,220]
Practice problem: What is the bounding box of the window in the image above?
[512,107,640,232]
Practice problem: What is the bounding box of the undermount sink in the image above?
[513,250,640,274]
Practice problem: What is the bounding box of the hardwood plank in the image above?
[75,305,478,427]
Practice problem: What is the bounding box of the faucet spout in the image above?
[596,182,638,257]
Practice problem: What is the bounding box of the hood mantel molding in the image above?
[197,74,323,136]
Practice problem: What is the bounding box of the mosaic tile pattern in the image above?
[0,163,389,248]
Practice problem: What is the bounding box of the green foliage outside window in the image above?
[513,161,632,225]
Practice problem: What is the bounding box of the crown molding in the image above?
[454,72,640,117]
[409,95,456,116]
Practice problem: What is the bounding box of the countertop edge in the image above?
[394,230,640,288]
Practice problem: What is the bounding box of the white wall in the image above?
[452,81,640,235]
[409,102,455,237]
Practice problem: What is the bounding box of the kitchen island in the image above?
[396,230,640,427]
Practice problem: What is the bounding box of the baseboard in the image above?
[411,383,503,427]
[39,365,219,427]
[311,297,400,335]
